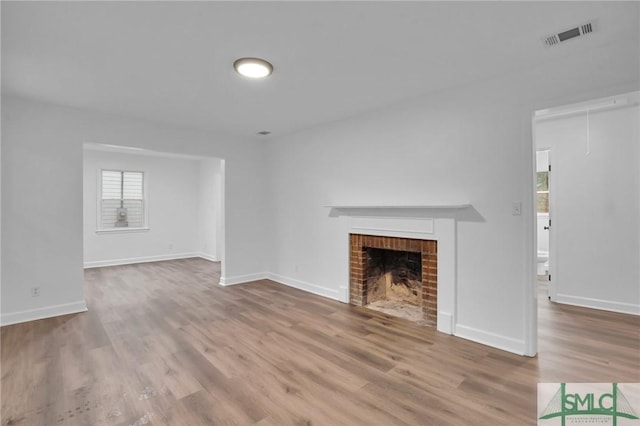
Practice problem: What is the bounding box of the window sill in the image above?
[96,227,150,234]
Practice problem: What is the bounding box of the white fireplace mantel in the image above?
[334,208,462,336]
[325,204,471,211]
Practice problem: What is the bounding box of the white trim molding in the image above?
[1,300,88,327]
[554,293,640,316]
[267,273,343,301]
[455,324,527,355]
[351,216,435,240]
[326,204,471,210]
[219,272,268,286]
[96,227,150,234]
[84,252,202,268]
[197,252,219,262]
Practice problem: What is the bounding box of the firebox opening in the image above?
[365,248,426,323]
[366,248,422,305]
[349,234,437,326]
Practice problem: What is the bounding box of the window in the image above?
[99,170,146,230]
[536,171,549,213]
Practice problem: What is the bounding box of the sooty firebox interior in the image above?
[366,248,422,306]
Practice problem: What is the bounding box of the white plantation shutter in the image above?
[100,170,145,229]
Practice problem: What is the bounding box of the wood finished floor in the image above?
[1,258,639,425]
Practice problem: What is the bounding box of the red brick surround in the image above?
[349,234,437,324]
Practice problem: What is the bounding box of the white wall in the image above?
[83,149,219,267]
[1,97,269,325]
[265,37,639,355]
[536,102,639,314]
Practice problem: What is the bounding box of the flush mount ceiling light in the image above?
[233,57,273,79]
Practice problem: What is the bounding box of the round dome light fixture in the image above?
[233,57,273,79]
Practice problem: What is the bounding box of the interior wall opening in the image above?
[532,90,640,354]
[82,143,225,285]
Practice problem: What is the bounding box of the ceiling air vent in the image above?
[543,21,595,47]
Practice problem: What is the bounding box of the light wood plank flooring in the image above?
[2,258,639,425]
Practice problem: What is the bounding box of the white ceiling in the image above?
[2,2,638,138]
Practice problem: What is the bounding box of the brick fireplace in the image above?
[349,234,437,324]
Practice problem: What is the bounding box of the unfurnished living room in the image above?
[1,2,639,425]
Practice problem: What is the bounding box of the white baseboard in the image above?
[197,252,219,262]
[219,272,268,286]
[455,324,527,355]
[554,293,640,315]
[339,286,349,303]
[266,273,342,301]
[1,300,88,327]
[84,252,201,268]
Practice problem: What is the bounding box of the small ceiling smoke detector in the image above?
[543,21,595,47]
[234,57,273,79]
[257,131,271,136]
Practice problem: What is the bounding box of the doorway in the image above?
[82,144,226,282]
[532,91,640,321]
[535,149,552,299]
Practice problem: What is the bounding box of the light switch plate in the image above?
[512,202,522,216]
